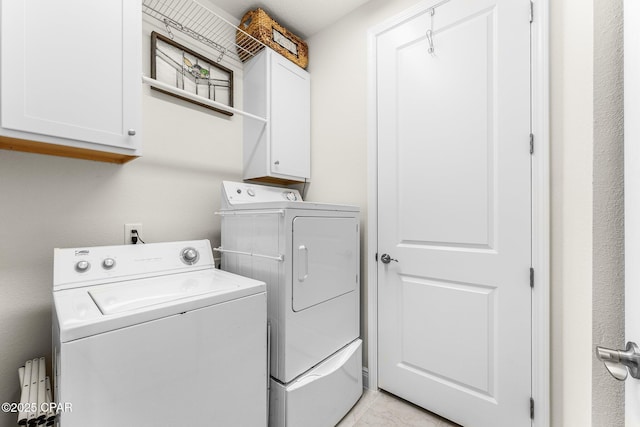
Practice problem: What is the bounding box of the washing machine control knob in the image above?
[102,258,116,269]
[75,260,90,272]
[181,248,199,265]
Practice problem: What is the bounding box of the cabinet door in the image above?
[270,53,310,180]
[292,217,358,312]
[0,0,141,151]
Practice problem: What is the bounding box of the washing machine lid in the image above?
[54,268,265,342]
[219,181,359,212]
[89,270,239,315]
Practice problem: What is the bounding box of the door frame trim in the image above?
[366,1,550,425]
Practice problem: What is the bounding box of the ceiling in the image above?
[208,0,372,39]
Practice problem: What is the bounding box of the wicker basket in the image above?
[236,8,308,69]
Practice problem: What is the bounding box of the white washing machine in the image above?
[217,181,362,427]
[52,239,267,427]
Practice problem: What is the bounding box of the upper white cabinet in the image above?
[0,0,142,163]
[243,49,310,183]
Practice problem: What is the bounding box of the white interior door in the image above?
[376,1,531,426]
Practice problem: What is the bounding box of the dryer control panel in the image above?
[222,181,302,205]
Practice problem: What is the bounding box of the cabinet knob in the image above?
[274,160,280,165]
[128,129,136,136]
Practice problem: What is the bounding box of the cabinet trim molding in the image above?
[0,136,138,164]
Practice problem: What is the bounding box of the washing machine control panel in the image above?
[53,240,215,290]
[222,181,303,205]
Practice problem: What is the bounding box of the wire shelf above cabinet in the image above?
[141,75,267,121]
[142,0,266,67]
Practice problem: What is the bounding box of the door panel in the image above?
[397,7,494,248]
[400,277,496,395]
[292,217,358,311]
[377,1,531,426]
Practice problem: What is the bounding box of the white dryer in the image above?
[52,240,267,427]
[218,181,362,427]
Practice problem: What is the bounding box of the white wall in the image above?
[592,0,625,425]
[0,12,244,427]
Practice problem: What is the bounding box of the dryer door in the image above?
[292,217,358,311]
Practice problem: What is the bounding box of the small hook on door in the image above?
[426,8,436,55]
[426,29,434,54]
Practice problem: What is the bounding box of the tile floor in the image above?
[337,389,461,427]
